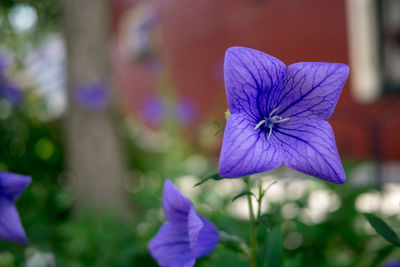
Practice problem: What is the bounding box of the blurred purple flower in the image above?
[213,60,224,81]
[0,56,8,73]
[385,261,400,267]
[0,55,24,105]
[219,47,349,184]
[74,81,109,110]
[141,96,197,126]
[0,170,31,243]
[141,97,165,125]
[148,179,219,267]
[176,99,197,125]
[130,6,159,60]
[145,58,163,76]
[0,83,24,105]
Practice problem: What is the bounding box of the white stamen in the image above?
[269,106,281,117]
[274,117,291,123]
[254,120,266,130]
[254,109,290,141]
[268,125,273,140]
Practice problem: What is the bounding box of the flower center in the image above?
[254,107,291,140]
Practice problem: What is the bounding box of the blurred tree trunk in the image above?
[61,0,128,212]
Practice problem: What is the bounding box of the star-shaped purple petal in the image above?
[219,47,349,184]
[219,113,284,177]
[0,171,31,243]
[148,179,219,267]
[278,62,349,120]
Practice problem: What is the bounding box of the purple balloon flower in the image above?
[219,47,349,184]
[0,170,31,243]
[148,179,219,267]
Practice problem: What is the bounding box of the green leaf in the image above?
[261,226,283,267]
[258,214,276,231]
[286,253,302,267]
[219,231,250,257]
[232,191,255,203]
[213,121,225,136]
[0,252,14,267]
[370,245,396,266]
[263,180,278,195]
[194,173,224,187]
[364,213,400,246]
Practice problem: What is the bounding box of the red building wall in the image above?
[112,0,400,161]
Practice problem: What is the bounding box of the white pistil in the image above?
[254,108,291,141]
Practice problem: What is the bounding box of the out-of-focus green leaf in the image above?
[370,245,395,266]
[286,253,302,267]
[262,226,282,267]
[258,214,276,231]
[219,231,250,257]
[232,191,255,203]
[0,252,14,267]
[364,213,400,246]
[194,173,224,187]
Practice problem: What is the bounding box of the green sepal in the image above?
[194,173,224,187]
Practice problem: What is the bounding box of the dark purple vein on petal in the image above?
[278,64,340,116]
[274,129,340,180]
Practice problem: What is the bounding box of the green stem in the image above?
[243,176,257,267]
[257,180,263,220]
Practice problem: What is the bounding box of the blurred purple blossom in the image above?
[74,81,109,111]
[129,5,159,60]
[141,97,165,125]
[0,83,24,105]
[145,58,163,76]
[148,179,219,267]
[176,99,197,125]
[0,55,24,105]
[0,170,31,243]
[0,56,8,72]
[385,261,400,267]
[141,96,197,126]
[212,59,224,81]
[219,47,349,184]
[25,35,66,117]
[137,10,158,34]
